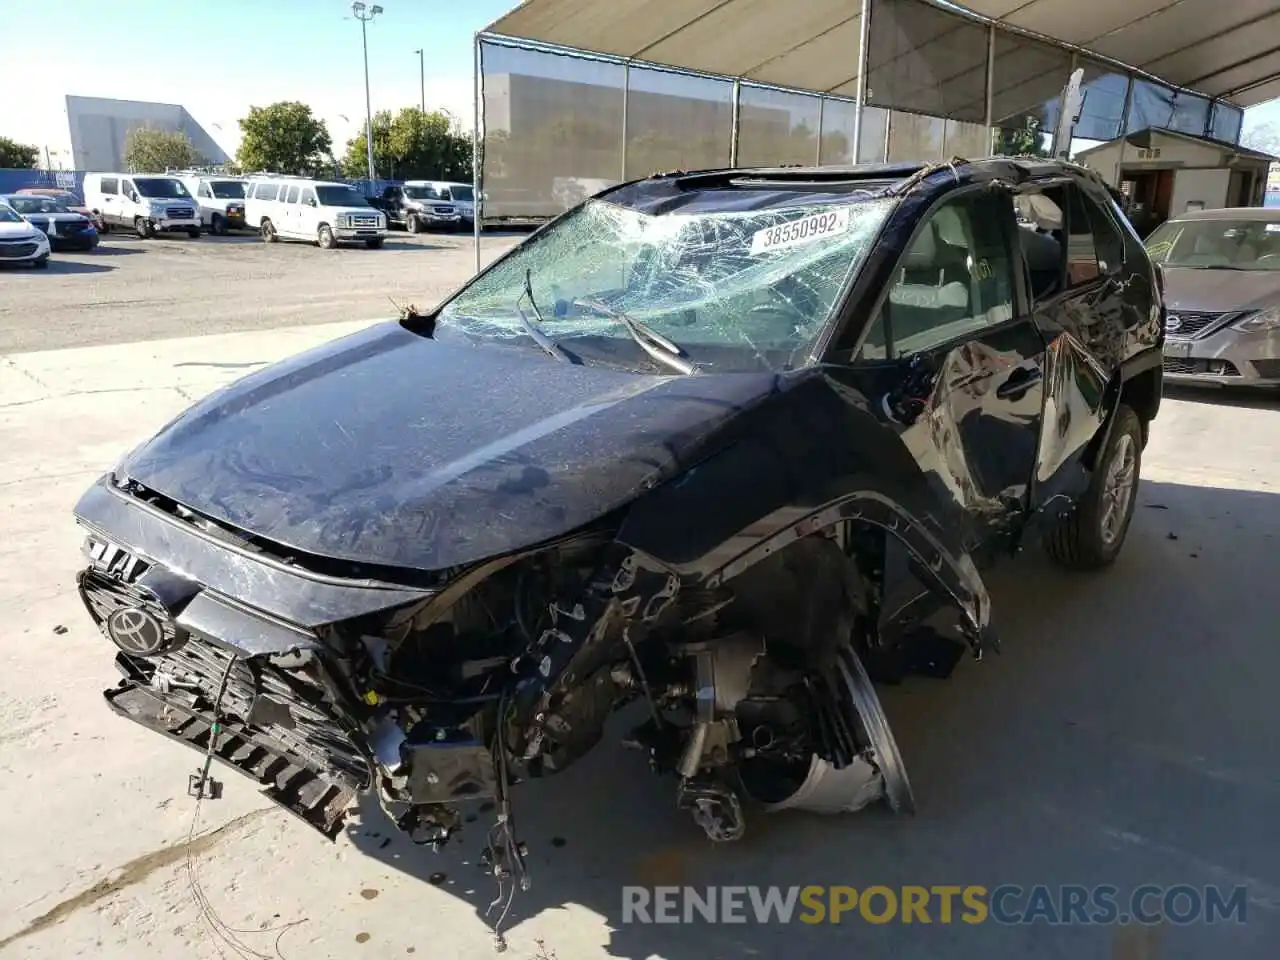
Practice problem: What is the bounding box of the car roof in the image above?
[1164,206,1280,223]
[599,156,1103,216]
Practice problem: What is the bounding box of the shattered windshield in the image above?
[436,195,894,372]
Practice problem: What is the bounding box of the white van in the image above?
[173,171,248,234]
[82,173,202,239]
[243,177,387,249]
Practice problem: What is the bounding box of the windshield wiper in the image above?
[573,297,699,375]
[517,269,573,363]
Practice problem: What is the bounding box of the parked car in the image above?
[0,200,51,267]
[71,159,1163,921]
[372,182,463,232]
[173,172,249,235]
[1,193,99,251]
[1143,206,1280,389]
[82,172,201,239]
[245,177,387,248]
[15,187,105,232]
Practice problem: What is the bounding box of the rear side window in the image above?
[101,177,118,195]
[300,188,317,205]
[198,182,212,198]
[256,183,280,201]
[284,186,299,203]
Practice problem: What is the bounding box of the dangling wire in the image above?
[184,654,307,959]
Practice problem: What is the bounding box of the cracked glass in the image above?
[437,194,897,372]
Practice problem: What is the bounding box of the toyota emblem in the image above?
[1165,315,1182,333]
[105,606,168,656]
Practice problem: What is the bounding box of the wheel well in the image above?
[1119,365,1160,445]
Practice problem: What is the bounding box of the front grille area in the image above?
[0,242,37,259]
[1165,311,1232,339]
[147,639,368,784]
[78,546,368,818]
[350,215,379,227]
[166,206,194,219]
[79,566,183,652]
[1163,358,1242,376]
[56,221,93,235]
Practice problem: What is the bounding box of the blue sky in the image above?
[5,0,514,161]
[4,0,1279,166]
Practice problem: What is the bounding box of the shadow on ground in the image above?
[28,260,115,275]
[346,478,1280,960]
[83,243,144,256]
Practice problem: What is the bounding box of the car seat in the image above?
[886,217,973,347]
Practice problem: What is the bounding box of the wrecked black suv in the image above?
[74,158,1163,896]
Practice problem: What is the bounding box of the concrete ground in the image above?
[0,230,520,354]
[1,239,1278,959]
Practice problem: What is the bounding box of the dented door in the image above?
[859,188,1047,550]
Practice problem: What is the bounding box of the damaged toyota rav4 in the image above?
[74,158,1163,919]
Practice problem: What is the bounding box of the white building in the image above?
[1075,127,1277,221]
[66,95,231,171]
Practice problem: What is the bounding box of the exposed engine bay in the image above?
[82,514,970,946]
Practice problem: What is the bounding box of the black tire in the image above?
[317,224,336,249]
[134,217,152,239]
[187,227,202,239]
[260,219,277,243]
[407,215,421,234]
[365,237,384,249]
[32,256,49,269]
[1043,404,1143,570]
[211,214,226,236]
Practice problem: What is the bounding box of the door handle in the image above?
[996,365,1042,400]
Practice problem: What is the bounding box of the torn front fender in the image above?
[614,370,994,651]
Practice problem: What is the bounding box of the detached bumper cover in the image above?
[104,676,357,839]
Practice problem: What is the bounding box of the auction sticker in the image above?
[750,207,850,255]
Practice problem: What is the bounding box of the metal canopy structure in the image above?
[486,0,1280,107]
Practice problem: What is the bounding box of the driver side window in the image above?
[861,191,1016,359]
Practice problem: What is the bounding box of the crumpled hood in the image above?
[1162,267,1280,313]
[116,321,787,573]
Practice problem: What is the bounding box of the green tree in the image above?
[0,136,38,169]
[343,107,472,181]
[1242,121,1280,156]
[993,117,1050,157]
[237,101,333,175]
[123,126,200,172]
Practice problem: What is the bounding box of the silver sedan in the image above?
[1145,207,1280,389]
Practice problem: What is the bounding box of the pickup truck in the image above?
[370,184,463,233]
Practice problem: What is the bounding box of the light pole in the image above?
[352,2,383,183]
[415,48,425,112]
